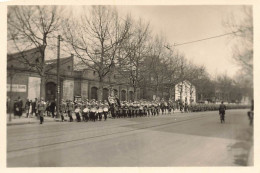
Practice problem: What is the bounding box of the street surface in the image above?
[7,109,253,167]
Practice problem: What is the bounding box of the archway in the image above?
[45,82,56,102]
[91,87,98,100]
[129,91,134,101]
[102,88,109,101]
[113,89,118,97]
[121,90,126,101]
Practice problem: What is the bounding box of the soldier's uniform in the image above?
[139,102,143,117]
[89,102,97,122]
[156,102,160,115]
[60,100,67,121]
[67,100,74,122]
[160,101,165,115]
[128,102,133,118]
[82,102,89,122]
[38,99,46,124]
[122,102,128,118]
[75,104,81,122]
[103,101,109,121]
[97,102,103,121]
[147,102,151,116]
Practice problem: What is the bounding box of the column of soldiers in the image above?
[59,99,111,122]
[20,96,186,124]
[56,97,179,122]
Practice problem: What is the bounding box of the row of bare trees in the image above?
[8,5,252,102]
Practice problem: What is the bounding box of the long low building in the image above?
[7,47,136,108]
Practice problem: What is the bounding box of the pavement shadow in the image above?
[229,128,253,166]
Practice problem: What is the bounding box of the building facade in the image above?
[7,48,135,109]
[174,80,196,104]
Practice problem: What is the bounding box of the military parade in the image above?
[6,4,254,167]
[14,95,183,124]
[11,92,251,125]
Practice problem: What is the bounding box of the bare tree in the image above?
[8,5,63,98]
[63,6,131,100]
[116,18,151,100]
[223,6,253,101]
[223,6,253,76]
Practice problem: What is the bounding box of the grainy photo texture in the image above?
[6,5,253,167]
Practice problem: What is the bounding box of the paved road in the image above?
[7,109,253,167]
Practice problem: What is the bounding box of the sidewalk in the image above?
[247,146,254,166]
[6,110,187,126]
[6,113,59,126]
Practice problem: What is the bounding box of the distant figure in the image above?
[50,100,56,118]
[251,99,254,111]
[14,96,23,118]
[184,102,188,113]
[25,99,31,118]
[248,99,254,126]
[179,101,184,112]
[219,101,226,123]
[219,101,226,115]
[31,98,38,117]
[38,98,46,124]
[7,96,10,113]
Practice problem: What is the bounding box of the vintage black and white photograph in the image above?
[5,3,254,167]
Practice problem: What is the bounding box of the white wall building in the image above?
[174,80,196,104]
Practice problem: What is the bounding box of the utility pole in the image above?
[8,65,14,122]
[56,35,61,119]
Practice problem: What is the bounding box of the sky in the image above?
[116,5,246,78]
[7,5,249,78]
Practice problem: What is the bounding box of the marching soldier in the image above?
[67,100,74,122]
[133,101,138,117]
[147,102,151,116]
[38,98,46,124]
[103,100,109,121]
[74,104,81,122]
[60,99,66,122]
[128,101,133,118]
[89,101,97,122]
[82,101,90,122]
[139,101,144,117]
[124,101,128,118]
[160,99,165,115]
[156,102,160,115]
[97,101,103,121]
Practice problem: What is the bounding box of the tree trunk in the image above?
[98,77,104,101]
[133,86,137,101]
[40,76,46,100]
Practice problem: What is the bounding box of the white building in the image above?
[174,80,196,104]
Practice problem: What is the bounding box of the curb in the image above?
[247,146,254,166]
[7,118,59,126]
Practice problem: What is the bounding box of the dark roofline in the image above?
[45,55,73,63]
[7,46,43,57]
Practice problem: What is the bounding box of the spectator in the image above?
[25,99,31,118]
[50,99,56,118]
